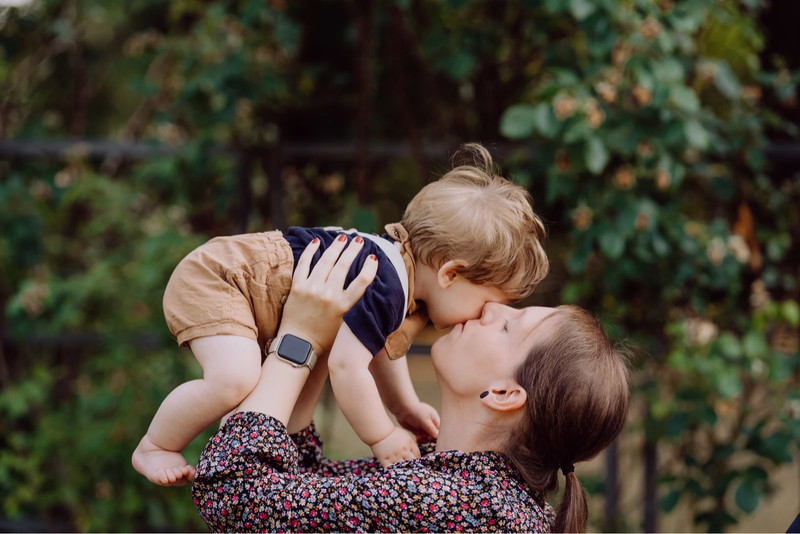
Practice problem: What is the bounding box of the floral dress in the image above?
[192,412,555,533]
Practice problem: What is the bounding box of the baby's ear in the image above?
[436,260,467,288]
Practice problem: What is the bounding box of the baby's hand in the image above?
[395,402,441,443]
[370,427,420,467]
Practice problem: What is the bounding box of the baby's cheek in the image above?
[462,304,485,322]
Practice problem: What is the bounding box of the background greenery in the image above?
[1,0,799,531]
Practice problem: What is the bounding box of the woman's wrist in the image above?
[271,322,327,359]
[236,352,310,425]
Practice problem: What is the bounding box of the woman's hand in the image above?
[236,235,377,424]
[280,235,378,355]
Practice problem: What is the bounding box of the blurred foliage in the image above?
[497,0,800,531]
[0,0,798,532]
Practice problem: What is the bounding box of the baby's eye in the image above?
[502,320,509,332]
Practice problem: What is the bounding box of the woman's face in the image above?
[431,303,560,395]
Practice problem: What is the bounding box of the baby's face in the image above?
[425,278,510,330]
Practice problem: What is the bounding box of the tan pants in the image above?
[162,231,293,352]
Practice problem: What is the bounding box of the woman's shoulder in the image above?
[406,449,553,531]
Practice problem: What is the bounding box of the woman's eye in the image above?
[502,320,509,332]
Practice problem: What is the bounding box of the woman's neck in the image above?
[434,399,514,454]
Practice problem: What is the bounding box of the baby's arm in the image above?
[370,352,440,442]
[328,324,420,466]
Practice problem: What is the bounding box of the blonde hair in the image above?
[401,143,549,300]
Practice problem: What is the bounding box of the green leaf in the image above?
[599,231,625,259]
[734,480,760,514]
[569,0,596,20]
[717,370,742,398]
[761,432,794,463]
[698,406,718,426]
[568,238,594,274]
[661,488,681,513]
[585,136,609,174]
[716,332,741,359]
[781,300,800,326]
[670,86,700,113]
[500,104,537,140]
[563,119,590,143]
[443,50,477,80]
[714,61,741,100]
[742,331,767,359]
[670,7,706,32]
[562,280,591,302]
[543,0,565,12]
[684,120,710,150]
[653,58,685,84]
[353,206,375,232]
[512,169,532,188]
[665,412,689,437]
[532,104,560,139]
[652,232,669,257]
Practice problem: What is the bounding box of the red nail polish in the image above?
[337,234,347,242]
[369,254,377,261]
[355,235,363,244]
[311,237,319,244]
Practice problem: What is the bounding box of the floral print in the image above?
[192,412,554,532]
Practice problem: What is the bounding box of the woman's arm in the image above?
[196,411,424,532]
[290,423,383,477]
[235,235,378,425]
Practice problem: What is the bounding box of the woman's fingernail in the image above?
[369,254,377,261]
[337,234,347,242]
[311,237,319,244]
[355,235,363,244]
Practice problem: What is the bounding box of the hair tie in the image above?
[561,464,575,476]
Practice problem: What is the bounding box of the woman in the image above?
[191,236,630,533]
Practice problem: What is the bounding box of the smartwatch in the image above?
[267,334,318,371]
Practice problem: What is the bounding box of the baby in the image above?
[132,143,549,485]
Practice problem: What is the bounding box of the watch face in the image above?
[276,334,312,365]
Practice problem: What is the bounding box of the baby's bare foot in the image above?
[132,435,196,486]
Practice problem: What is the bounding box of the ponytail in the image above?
[553,471,588,533]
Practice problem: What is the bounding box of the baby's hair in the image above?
[448,142,501,175]
[401,143,549,300]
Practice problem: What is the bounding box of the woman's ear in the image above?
[479,383,527,412]
[437,260,466,288]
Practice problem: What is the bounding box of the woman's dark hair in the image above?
[503,305,630,533]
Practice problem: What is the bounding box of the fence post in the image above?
[644,421,659,532]
[605,438,620,531]
[235,148,253,234]
[267,144,285,230]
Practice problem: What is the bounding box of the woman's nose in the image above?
[479,302,504,324]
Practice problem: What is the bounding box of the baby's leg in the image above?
[132,335,262,486]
